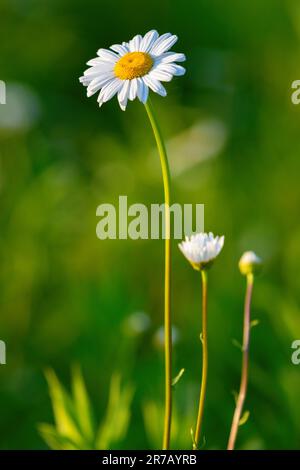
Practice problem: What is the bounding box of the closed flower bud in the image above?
[239,251,262,276]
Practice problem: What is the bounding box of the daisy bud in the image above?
[178,232,224,271]
[239,251,262,276]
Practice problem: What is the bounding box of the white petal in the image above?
[97,79,114,107]
[152,35,178,55]
[79,75,91,86]
[97,48,119,63]
[143,75,167,97]
[169,64,185,76]
[81,67,113,86]
[149,68,173,82]
[84,64,114,77]
[87,73,114,96]
[118,80,130,101]
[128,78,138,101]
[137,77,149,103]
[86,57,107,66]
[110,43,129,55]
[129,34,142,52]
[118,80,130,111]
[81,63,115,89]
[140,30,159,52]
[118,101,127,111]
[219,235,225,250]
[155,63,186,77]
[158,52,186,64]
[150,33,172,54]
[86,58,116,69]
[98,78,122,105]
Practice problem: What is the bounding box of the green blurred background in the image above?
[1,0,300,450]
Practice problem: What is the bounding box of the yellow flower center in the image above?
[114,52,153,80]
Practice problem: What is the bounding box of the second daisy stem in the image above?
[227,273,254,450]
[194,269,208,450]
[144,100,172,450]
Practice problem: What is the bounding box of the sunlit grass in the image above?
[39,367,133,450]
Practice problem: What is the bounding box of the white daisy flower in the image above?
[179,232,224,271]
[79,30,186,110]
[239,251,262,276]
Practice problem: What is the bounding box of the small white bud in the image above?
[239,251,262,276]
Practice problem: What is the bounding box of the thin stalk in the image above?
[144,99,172,450]
[194,269,208,450]
[227,273,254,450]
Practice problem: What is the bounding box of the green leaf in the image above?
[44,369,85,448]
[200,435,207,449]
[232,338,243,351]
[231,390,238,405]
[190,427,197,450]
[250,319,260,328]
[38,423,79,450]
[71,365,95,446]
[96,373,134,449]
[172,368,185,387]
[239,410,250,426]
[142,401,163,450]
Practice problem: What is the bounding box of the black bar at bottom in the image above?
[0,450,298,466]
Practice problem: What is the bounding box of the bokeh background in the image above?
[1,0,300,450]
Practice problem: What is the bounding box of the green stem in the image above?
[144,99,172,450]
[194,269,208,450]
[227,273,254,450]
